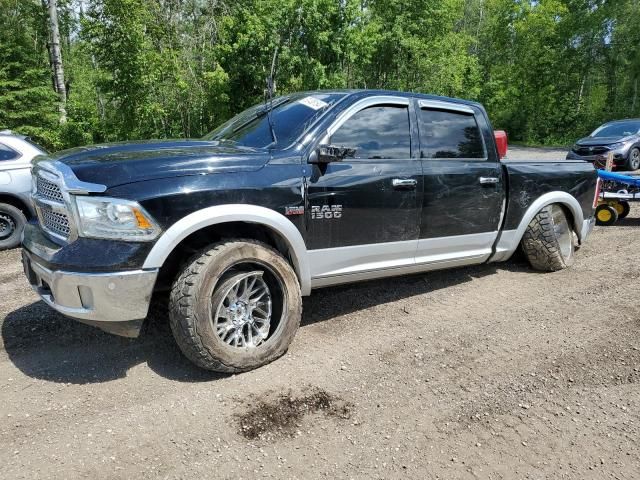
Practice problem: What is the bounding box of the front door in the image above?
[305,97,423,280]
[416,100,504,264]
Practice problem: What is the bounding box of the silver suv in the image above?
[0,131,46,249]
[566,119,640,170]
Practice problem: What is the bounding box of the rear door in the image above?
[415,100,504,264]
[305,96,423,280]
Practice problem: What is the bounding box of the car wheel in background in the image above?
[0,203,26,250]
[595,204,618,226]
[626,147,640,171]
[521,204,575,271]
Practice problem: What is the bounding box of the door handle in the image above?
[392,178,418,190]
[479,177,499,185]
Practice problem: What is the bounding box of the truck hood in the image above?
[36,139,270,188]
[576,135,635,146]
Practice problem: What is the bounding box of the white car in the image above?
[0,130,46,249]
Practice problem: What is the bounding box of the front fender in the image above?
[142,204,311,295]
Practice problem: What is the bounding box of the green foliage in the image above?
[0,0,60,149]
[1,0,639,150]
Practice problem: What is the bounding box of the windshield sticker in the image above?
[298,96,329,110]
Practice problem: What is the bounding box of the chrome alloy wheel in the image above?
[551,204,573,260]
[630,148,640,170]
[212,271,272,348]
[0,213,15,240]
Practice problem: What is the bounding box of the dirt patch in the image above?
[236,388,352,441]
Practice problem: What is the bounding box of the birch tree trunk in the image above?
[47,0,67,123]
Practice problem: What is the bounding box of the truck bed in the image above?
[501,160,597,230]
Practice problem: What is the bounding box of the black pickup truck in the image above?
[22,90,597,372]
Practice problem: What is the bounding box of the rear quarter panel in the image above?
[502,160,597,230]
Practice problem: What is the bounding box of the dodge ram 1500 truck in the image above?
[21,90,598,372]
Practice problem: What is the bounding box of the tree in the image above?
[0,0,60,148]
[1,0,639,150]
[46,0,67,123]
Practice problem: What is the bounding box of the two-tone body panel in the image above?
[20,89,597,337]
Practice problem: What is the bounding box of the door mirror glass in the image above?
[309,144,357,164]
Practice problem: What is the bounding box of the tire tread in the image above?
[521,205,571,272]
[168,239,301,373]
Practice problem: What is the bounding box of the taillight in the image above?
[593,177,601,208]
[494,130,508,159]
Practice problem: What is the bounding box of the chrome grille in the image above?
[36,176,64,202]
[575,146,608,156]
[40,209,71,237]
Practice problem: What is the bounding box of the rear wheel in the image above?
[0,203,26,250]
[595,204,618,226]
[626,147,640,171]
[169,239,302,373]
[521,204,575,272]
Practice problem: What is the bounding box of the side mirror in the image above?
[308,144,356,164]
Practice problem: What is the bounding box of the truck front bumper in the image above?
[22,250,158,338]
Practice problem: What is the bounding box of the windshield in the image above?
[203,93,345,148]
[591,121,640,138]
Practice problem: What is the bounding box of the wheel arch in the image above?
[491,191,585,262]
[0,193,34,218]
[143,205,311,295]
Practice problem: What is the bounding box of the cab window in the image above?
[0,143,19,161]
[418,109,485,159]
[330,105,411,159]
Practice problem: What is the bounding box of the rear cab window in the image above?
[417,106,486,159]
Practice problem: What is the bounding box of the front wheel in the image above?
[521,204,575,272]
[169,239,302,373]
[0,203,27,250]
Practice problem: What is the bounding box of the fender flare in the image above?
[142,204,311,295]
[491,191,585,262]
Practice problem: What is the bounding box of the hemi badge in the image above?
[285,206,304,216]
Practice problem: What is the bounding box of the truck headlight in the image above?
[75,196,161,241]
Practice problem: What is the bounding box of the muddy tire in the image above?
[169,239,302,373]
[0,203,27,250]
[521,204,575,272]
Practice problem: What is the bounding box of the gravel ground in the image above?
[505,146,569,161]
[2,168,640,478]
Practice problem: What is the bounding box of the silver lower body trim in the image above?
[22,251,158,326]
[310,253,488,288]
[308,232,497,289]
[581,216,595,241]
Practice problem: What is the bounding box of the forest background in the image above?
[1,0,638,151]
